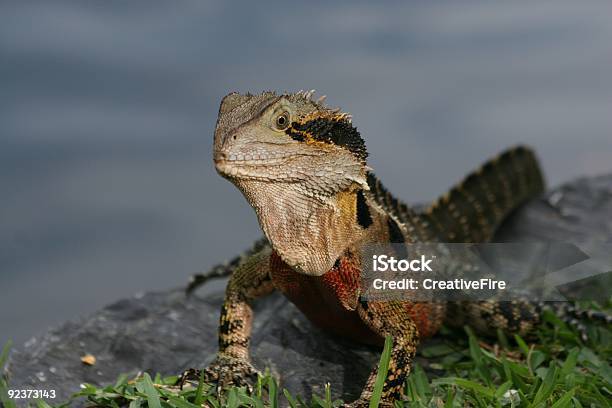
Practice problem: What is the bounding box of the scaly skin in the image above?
[181,90,608,406]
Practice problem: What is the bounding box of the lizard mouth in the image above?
[215,154,290,167]
[215,151,321,170]
[214,149,328,180]
[214,153,297,179]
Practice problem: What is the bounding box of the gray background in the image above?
[1,0,611,346]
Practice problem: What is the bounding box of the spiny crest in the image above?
[286,90,352,118]
[286,89,332,112]
[221,89,344,119]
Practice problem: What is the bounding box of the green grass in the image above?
[1,340,17,408]
[1,302,610,407]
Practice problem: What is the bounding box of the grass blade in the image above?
[0,341,11,370]
[324,382,332,408]
[283,389,298,408]
[433,378,495,398]
[0,341,17,408]
[550,388,576,408]
[532,363,557,406]
[141,373,162,408]
[268,376,278,408]
[194,370,206,406]
[369,335,393,408]
[129,399,141,408]
[167,395,200,408]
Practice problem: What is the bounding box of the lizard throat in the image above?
[234,179,366,276]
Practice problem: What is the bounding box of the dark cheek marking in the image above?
[285,127,306,142]
[290,118,368,161]
[356,190,373,228]
[387,217,407,259]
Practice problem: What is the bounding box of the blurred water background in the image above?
[1,0,611,345]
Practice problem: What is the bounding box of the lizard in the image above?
[182,90,611,406]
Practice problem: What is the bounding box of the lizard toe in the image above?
[179,355,261,393]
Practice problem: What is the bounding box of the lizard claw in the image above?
[179,355,261,393]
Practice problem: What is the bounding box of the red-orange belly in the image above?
[269,251,443,342]
[269,251,383,345]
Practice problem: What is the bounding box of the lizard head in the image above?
[213,90,371,276]
[213,90,368,190]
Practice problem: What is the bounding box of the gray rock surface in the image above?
[5,174,612,405]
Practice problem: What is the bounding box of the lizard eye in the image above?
[274,112,290,130]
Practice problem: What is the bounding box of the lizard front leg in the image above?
[181,247,274,391]
[350,300,420,407]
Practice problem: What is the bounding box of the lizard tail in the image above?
[549,302,612,325]
[420,145,545,243]
[542,302,612,341]
[563,306,612,325]
[448,300,611,342]
[186,264,234,295]
[186,237,269,295]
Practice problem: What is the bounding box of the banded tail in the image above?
[420,146,544,243]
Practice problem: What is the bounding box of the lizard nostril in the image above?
[232,135,237,140]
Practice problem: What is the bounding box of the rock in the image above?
[5,174,612,405]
